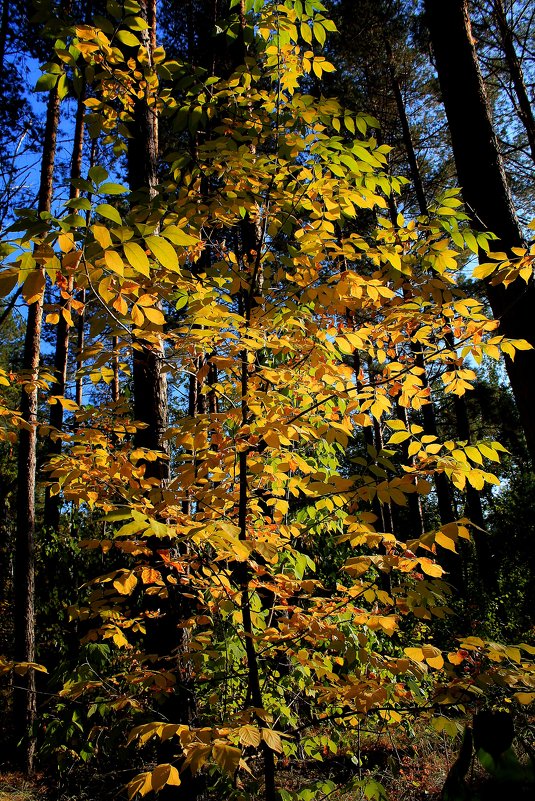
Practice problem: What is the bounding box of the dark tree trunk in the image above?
[388,27,485,531]
[424,0,535,468]
[127,0,168,483]
[14,83,60,775]
[43,79,86,532]
[492,0,535,164]
[395,400,425,539]
[0,0,9,79]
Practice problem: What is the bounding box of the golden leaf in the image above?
[113,571,138,595]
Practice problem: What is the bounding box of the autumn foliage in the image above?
[1,1,535,799]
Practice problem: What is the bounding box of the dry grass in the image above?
[0,774,47,801]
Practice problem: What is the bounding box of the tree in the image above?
[2,1,535,797]
[424,0,535,467]
[14,80,61,774]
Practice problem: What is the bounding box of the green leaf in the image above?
[89,165,109,185]
[96,204,122,225]
[116,30,141,47]
[99,182,129,195]
[57,73,69,100]
[35,73,58,92]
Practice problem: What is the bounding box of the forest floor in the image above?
[0,774,47,801]
[0,719,534,801]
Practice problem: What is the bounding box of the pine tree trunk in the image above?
[127,0,168,482]
[388,20,486,572]
[0,0,9,79]
[14,83,60,775]
[424,0,535,468]
[43,80,86,532]
[492,0,535,164]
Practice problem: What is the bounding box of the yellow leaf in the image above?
[408,441,421,458]
[144,306,165,325]
[151,763,181,792]
[447,651,464,665]
[435,531,457,553]
[104,250,124,276]
[161,225,198,246]
[419,558,443,577]
[405,647,424,662]
[132,304,145,327]
[388,431,410,445]
[92,224,112,249]
[145,235,179,272]
[212,741,241,774]
[140,567,162,584]
[239,725,262,748]
[113,571,138,595]
[23,270,46,303]
[127,772,151,800]
[261,729,283,753]
[514,692,535,705]
[58,233,75,253]
[124,241,150,277]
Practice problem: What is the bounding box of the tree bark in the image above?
[0,0,9,80]
[127,0,169,482]
[14,83,60,775]
[43,79,86,532]
[424,0,535,469]
[492,0,535,164]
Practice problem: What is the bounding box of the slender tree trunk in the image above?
[75,138,96,409]
[384,36,428,218]
[127,0,168,482]
[492,0,535,164]
[395,400,425,538]
[0,0,9,80]
[236,237,277,801]
[388,31,486,542]
[43,79,86,532]
[424,0,535,468]
[385,162,457,533]
[14,83,60,775]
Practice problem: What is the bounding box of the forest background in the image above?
[1,1,535,800]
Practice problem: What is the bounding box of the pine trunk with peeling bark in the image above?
[424,0,535,469]
[14,84,60,775]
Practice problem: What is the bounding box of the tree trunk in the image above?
[127,0,169,483]
[388,42,486,541]
[43,79,86,532]
[492,0,535,164]
[14,83,60,775]
[424,0,535,469]
[0,0,9,79]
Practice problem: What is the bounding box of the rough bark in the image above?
[424,0,535,468]
[14,83,60,774]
